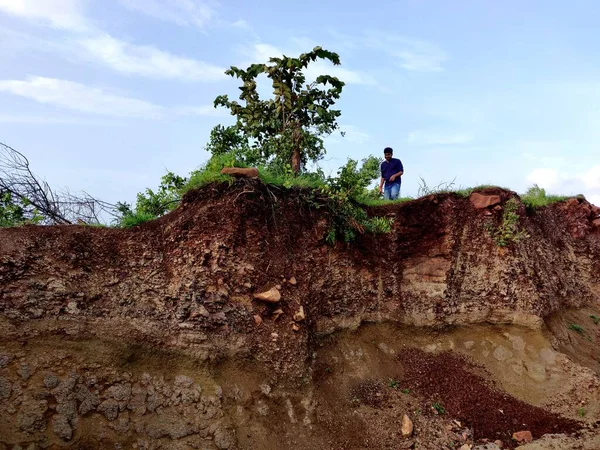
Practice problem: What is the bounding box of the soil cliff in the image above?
[1,181,600,449]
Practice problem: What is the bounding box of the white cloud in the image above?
[407,131,472,146]
[0,0,90,32]
[524,166,600,206]
[76,34,225,82]
[526,168,560,190]
[0,76,223,119]
[174,105,227,117]
[365,33,449,72]
[581,165,600,189]
[119,0,215,29]
[0,114,108,125]
[0,76,162,118]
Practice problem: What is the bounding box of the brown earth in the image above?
[1,181,600,449]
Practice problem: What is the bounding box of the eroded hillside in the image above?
[1,182,600,449]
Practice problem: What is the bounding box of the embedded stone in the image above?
[470,193,501,209]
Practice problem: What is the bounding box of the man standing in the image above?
[378,147,404,200]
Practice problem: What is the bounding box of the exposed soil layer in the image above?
[1,182,600,449]
[397,348,582,446]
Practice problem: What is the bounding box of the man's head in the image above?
[384,147,393,161]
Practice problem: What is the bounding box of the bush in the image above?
[119,211,156,228]
[486,198,529,246]
[520,185,567,209]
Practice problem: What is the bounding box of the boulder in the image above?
[469,193,501,209]
[401,414,413,437]
[253,287,281,303]
[220,167,259,178]
[512,430,533,443]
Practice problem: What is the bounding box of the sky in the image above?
[1,0,600,207]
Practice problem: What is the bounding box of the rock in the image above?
[459,444,471,450]
[494,440,503,448]
[293,306,305,322]
[292,323,300,332]
[512,430,533,443]
[213,426,236,449]
[17,399,48,432]
[470,192,502,209]
[44,374,60,389]
[591,204,600,216]
[97,398,120,421]
[254,314,263,326]
[18,362,32,380]
[0,354,12,368]
[473,444,501,450]
[52,413,73,441]
[401,414,413,437]
[288,276,297,285]
[272,308,284,320]
[592,218,600,228]
[220,167,259,178]
[174,375,194,388]
[0,375,11,399]
[253,287,281,303]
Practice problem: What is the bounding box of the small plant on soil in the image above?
[401,388,411,394]
[432,402,446,415]
[486,198,530,246]
[387,379,400,389]
[590,315,600,325]
[577,407,586,417]
[568,323,585,334]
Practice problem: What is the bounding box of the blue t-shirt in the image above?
[381,158,404,185]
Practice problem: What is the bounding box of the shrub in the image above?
[486,198,529,246]
[521,185,567,209]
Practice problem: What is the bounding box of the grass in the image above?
[387,379,400,389]
[520,185,568,209]
[577,407,586,417]
[357,196,413,207]
[119,212,156,228]
[590,315,600,325]
[568,323,585,334]
[432,402,446,415]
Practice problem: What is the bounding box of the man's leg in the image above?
[383,185,392,200]
[390,184,400,200]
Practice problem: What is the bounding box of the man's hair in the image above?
[384,147,393,154]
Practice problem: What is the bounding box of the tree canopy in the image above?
[213,46,345,174]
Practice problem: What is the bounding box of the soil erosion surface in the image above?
[1,181,600,449]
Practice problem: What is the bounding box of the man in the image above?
[378,147,404,200]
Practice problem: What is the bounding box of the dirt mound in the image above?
[1,182,600,449]
[398,348,581,445]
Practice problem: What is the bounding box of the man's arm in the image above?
[389,170,403,182]
[378,177,385,194]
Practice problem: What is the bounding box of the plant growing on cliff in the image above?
[520,184,567,210]
[486,198,529,247]
[212,46,344,175]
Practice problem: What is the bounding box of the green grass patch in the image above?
[590,315,600,325]
[520,185,568,209]
[568,323,585,334]
[119,211,155,228]
[357,196,413,207]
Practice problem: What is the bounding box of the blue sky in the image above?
[1,0,599,207]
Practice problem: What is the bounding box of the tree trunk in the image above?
[291,148,301,176]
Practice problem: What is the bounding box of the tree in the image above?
[0,190,27,227]
[213,46,345,175]
[1,141,118,225]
